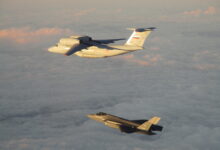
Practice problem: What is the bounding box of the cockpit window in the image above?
[96,112,106,115]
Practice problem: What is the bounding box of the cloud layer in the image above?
[1,0,220,150]
[0,27,71,44]
[183,6,217,16]
[118,54,162,66]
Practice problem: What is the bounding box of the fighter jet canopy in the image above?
[96,112,107,116]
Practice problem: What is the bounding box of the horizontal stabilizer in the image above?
[127,27,156,32]
[151,125,163,132]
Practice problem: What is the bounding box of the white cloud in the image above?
[183,6,218,17]
[1,1,220,150]
[0,27,71,44]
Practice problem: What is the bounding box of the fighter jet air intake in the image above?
[48,27,155,58]
[87,112,163,135]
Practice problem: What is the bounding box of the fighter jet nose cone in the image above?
[87,114,93,118]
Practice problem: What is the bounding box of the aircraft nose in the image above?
[48,47,55,52]
[87,114,95,119]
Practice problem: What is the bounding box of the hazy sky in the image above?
[0,0,220,150]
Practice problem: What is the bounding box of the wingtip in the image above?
[146,27,156,30]
[136,27,156,32]
[127,27,156,32]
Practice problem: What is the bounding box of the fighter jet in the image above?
[87,112,163,135]
[48,27,155,58]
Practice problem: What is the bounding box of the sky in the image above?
[0,0,220,150]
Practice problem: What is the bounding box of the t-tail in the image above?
[125,27,156,48]
[137,116,163,133]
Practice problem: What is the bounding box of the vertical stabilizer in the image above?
[125,27,155,47]
[137,116,160,131]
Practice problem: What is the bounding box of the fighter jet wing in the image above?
[93,38,125,44]
[131,120,147,124]
[119,125,136,133]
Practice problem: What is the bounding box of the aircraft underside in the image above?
[49,45,141,58]
[74,48,135,58]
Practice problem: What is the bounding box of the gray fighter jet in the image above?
[87,112,163,135]
[48,27,155,58]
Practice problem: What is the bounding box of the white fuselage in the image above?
[48,44,142,58]
[74,45,142,58]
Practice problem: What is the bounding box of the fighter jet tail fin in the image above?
[137,116,161,131]
[125,27,155,47]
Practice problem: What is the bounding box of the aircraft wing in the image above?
[119,125,136,133]
[65,43,91,56]
[93,38,125,44]
[131,120,147,124]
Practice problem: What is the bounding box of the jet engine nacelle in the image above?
[59,36,92,46]
[71,35,92,42]
[59,38,80,46]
